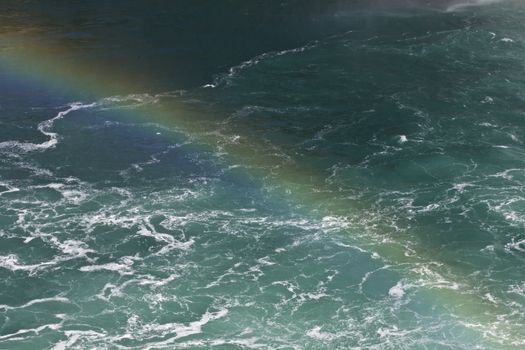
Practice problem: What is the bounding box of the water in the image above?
[1,1,525,349]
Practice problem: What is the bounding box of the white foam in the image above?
[321,216,351,231]
[483,293,498,304]
[100,93,159,107]
[33,182,90,204]
[489,168,521,181]
[306,326,338,341]
[302,292,328,301]
[0,254,56,274]
[0,181,20,196]
[389,281,406,299]
[505,238,525,252]
[377,325,415,339]
[479,122,497,127]
[509,282,525,297]
[0,296,70,311]
[79,262,133,274]
[447,0,502,12]
[51,330,106,350]
[135,309,229,349]
[481,244,495,252]
[137,274,178,288]
[481,96,494,104]
[157,309,228,339]
[0,102,96,153]
[137,224,194,255]
[509,133,519,142]
[256,256,275,266]
[0,322,63,341]
[452,183,471,192]
[79,256,139,275]
[155,337,264,349]
[55,239,95,260]
[205,41,318,87]
[410,265,460,290]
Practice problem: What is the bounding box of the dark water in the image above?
[1,1,525,349]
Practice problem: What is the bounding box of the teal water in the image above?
[1,1,525,349]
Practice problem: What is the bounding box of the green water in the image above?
[1,1,525,349]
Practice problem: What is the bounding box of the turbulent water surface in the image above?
[1,0,525,349]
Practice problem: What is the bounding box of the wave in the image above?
[0,254,57,274]
[0,92,175,155]
[0,296,70,311]
[446,0,503,12]
[0,102,95,153]
[78,255,139,275]
[0,322,63,342]
[49,309,229,349]
[203,41,319,88]
[0,181,20,196]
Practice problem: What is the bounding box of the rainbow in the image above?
[1,30,523,348]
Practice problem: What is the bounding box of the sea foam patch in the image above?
[0,102,95,153]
